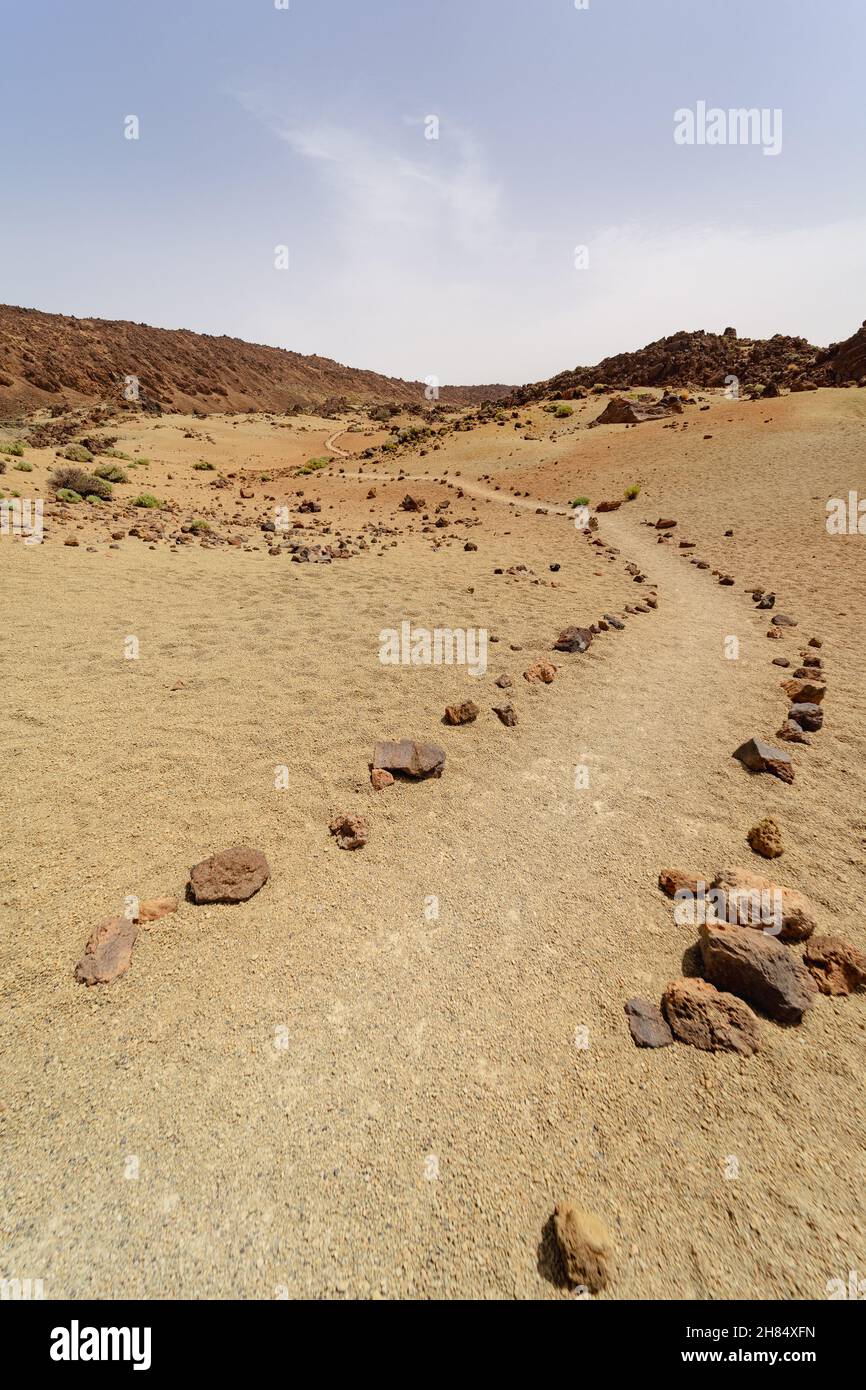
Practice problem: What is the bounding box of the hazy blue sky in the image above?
[2,0,864,383]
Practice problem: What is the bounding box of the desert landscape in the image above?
[2,309,865,1300]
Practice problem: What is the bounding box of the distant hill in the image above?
[511,320,866,402]
[0,305,508,417]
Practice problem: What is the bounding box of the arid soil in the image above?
[2,387,865,1299]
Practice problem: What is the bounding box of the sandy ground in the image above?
[1,389,865,1299]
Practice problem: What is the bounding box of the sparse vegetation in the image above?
[85,493,108,505]
[189,518,212,533]
[56,488,83,503]
[297,456,331,475]
[193,460,215,470]
[625,484,641,500]
[2,441,25,457]
[554,404,573,418]
[132,493,161,508]
[50,465,112,500]
[94,463,128,483]
[13,460,33,471]
[572,496,590,508]
[63,443,94,463]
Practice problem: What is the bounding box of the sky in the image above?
[1,0,864,384]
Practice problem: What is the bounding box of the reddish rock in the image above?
[781,678,826,704]
[372,738,445,778]
[74,916,139,986]
[658,868,701,898]
[136,896,178,924]
[493,703,517,726]
[624,997,673,1048]
[655,518,677,529]
[523,660,557,684]
[699,921,815,1024]
[776,719,810,744]
[444,700,480,725]
[370,768,394,791]
[494,673,513,689]
[595,499,622,512]
[188,846,270,904]
[329,813,368,850]
[399,494,424,511]
[803,936,866,996]
[661,977,760,1056]
[552,1204,613,1292]
[711,867,816,941]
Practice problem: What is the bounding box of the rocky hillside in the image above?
[0,305,507,417]
[512,320,866,402]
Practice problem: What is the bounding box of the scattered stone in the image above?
[711,866,816,942]
[74,916,139,986]
[493,703,517,726]
[370,768,394,791]
[771,613,797,627]
[553,625,593,653]
[766,627,783,640]
[699,921,815,1023]
[188,846,271,904]
[494,673,513,689]
[328,813,368,850]
[803,936,866,996]
[776,719,810,744]
[781,678,826,704]
[625,997,673,1048]
[747,818,783,860]
[444,700,480,725]
[399,494,424,511]
[658,868,700,898]
[372,738,445,779]
[661,977,760,1056]
[552,1204,613,1292]
[808,637,822,648]
[788,701,823,731]
[595,499,622,512]
[772,658,790,667]
[523,661,557,684]
[603,613,625,630]
[733,736,794,784]
[136,897,178,924]
[655,518,677,529]
[756,592,776,609]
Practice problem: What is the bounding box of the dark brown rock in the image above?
[776,719,811,744]
[661,977,760,1055]
[781,678,826,704]
[625,997,673,1048]
[372,738,445,778]
[493,703,517,726]
[553,625,593,653]
[188,846,270,904]
[699,921,815,1023]
[788,701,823,731]
[733,736,794,783]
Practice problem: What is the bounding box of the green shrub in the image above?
[189,518,212,533]
[50,466,112,499]
[132,493,161,508]
[94,463,128,483]
[63,443,94,463]
[86,493,108,505]
[572,496,590,508]
[106,448,132,461]
[13,460,33,471]
[135,456,151,466]
[56,488,83,503]
[193,460,215,470]
[625,484,640,500]
[3,441,25,457]
[554,404,573,418]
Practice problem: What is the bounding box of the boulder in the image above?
[788,702,823,731]
[711,867,816,941]
[781,678,826,704]
[74,916,139,986]
[372,738,445,779]
[732,736,794,784]
[803,936,866,996]
[328,813,368,850]
[699,921,815,1023]
[552,1204,613,1292]
[443,700,480,725]
[746,817,783,859]
[188,846,270,904]
[553,625,593,653]
[624,997,674,1048]
[661,977,760,1056]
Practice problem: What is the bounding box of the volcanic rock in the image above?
[493,703,517,726]
[624,997,673,1048]
[699,921,815,1023]
[552,1204,613,1293]
[661,977,760,1056]
[74,916,139,986]
[328,813,368,850]
[372,738,445,779]
[553,625,593,653]
[803,936,866,996]
[444,700,480,725]
[523,661,557,684]
[733,737,794,783]
[747,818,783,859]
[711,867,816,941]
[788,702,823,731]
[188,846,270,904]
